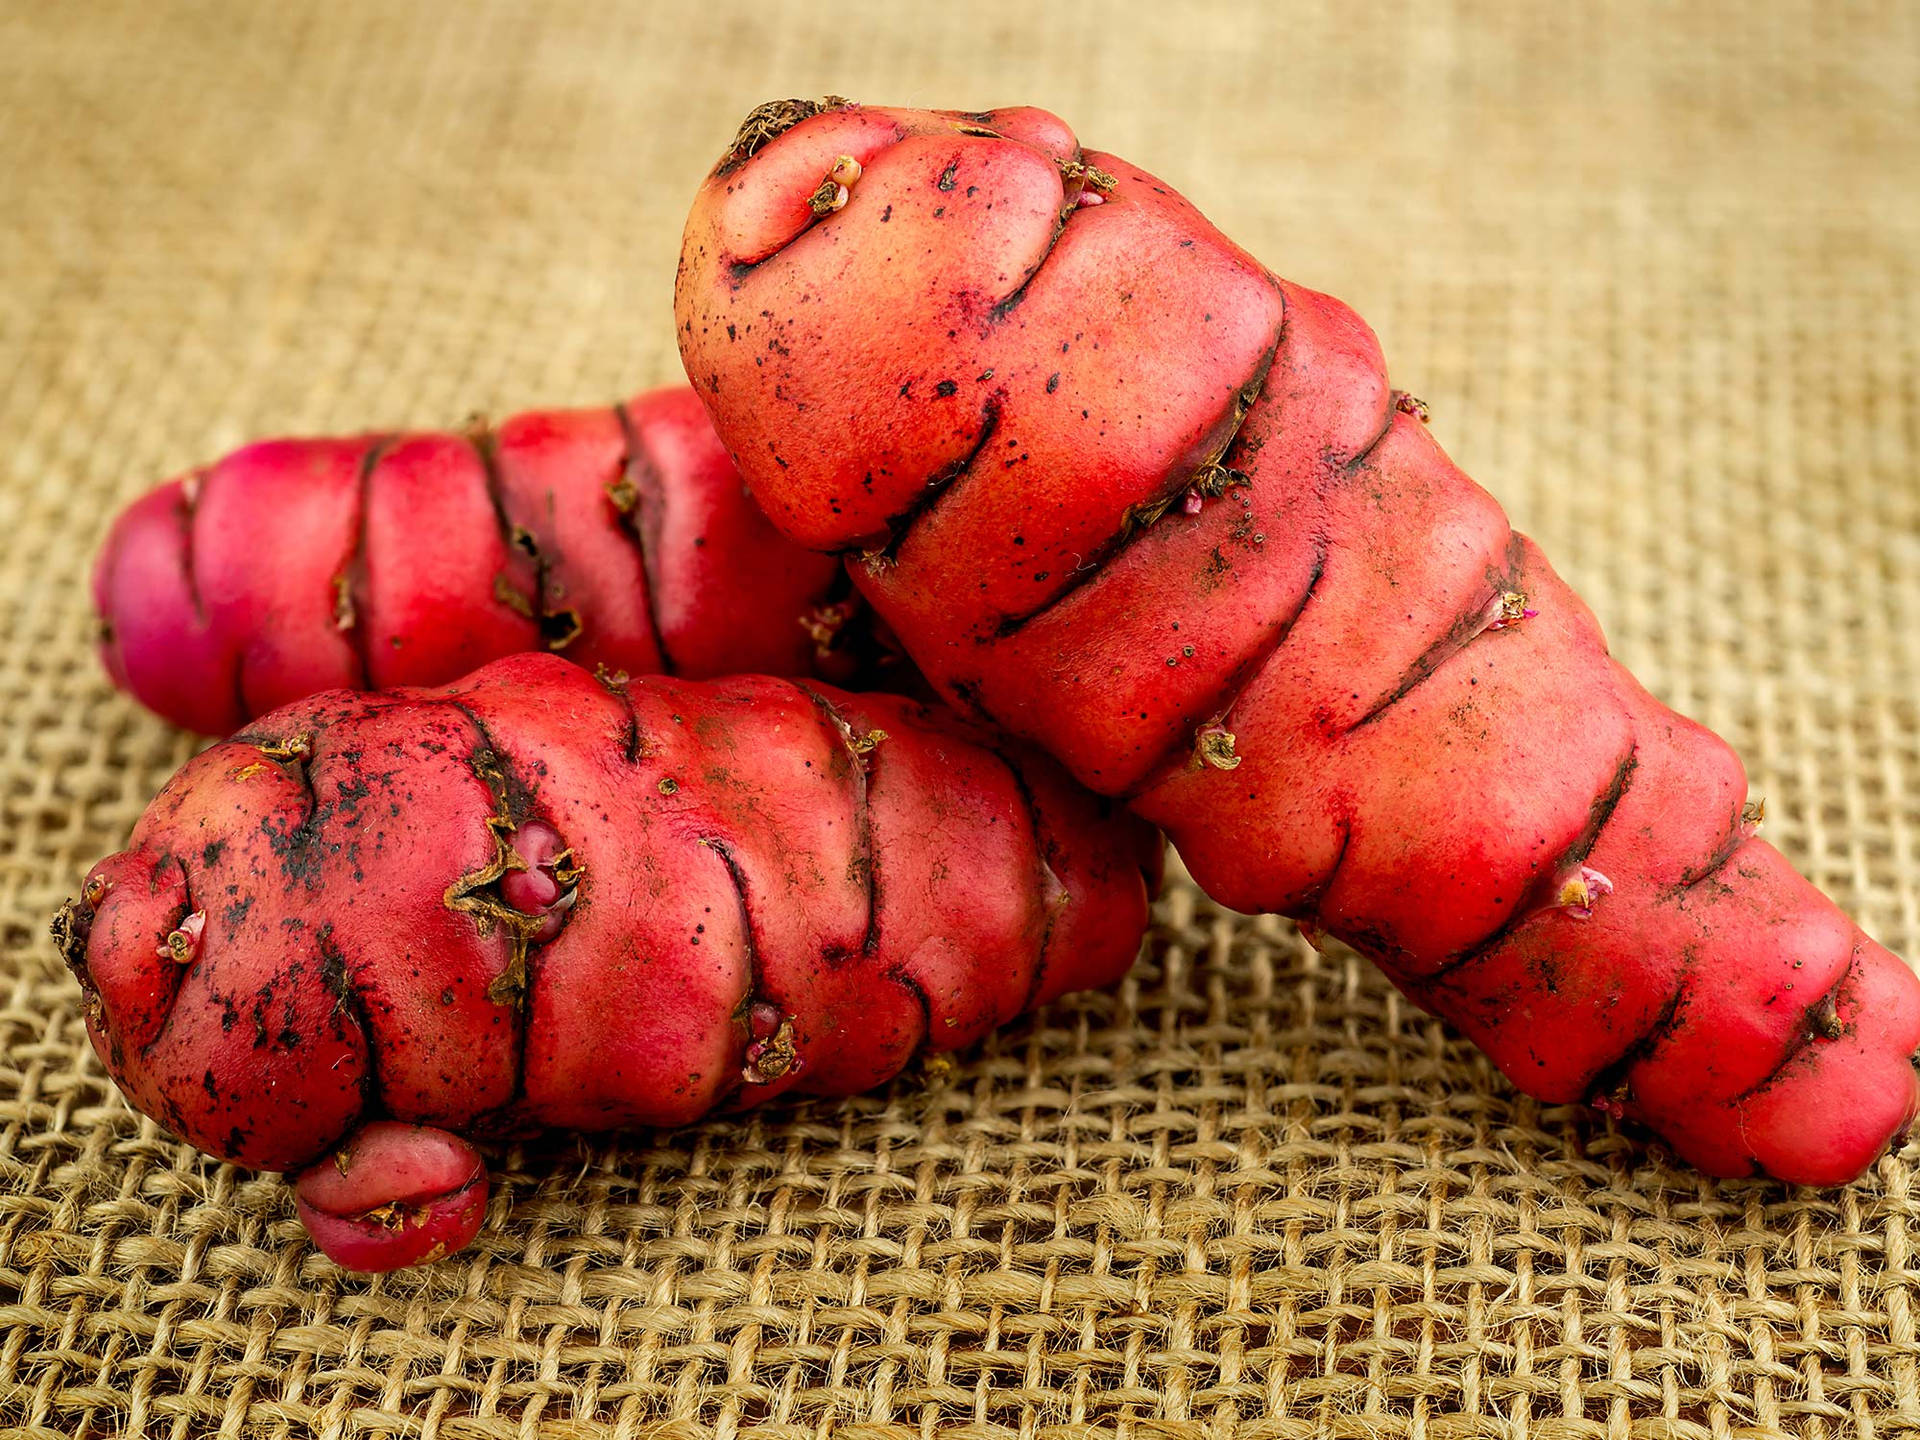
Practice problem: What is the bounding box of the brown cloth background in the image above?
[4,1,1919,1435]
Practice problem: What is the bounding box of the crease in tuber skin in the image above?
[92,385,893,735]
[55,652,1162,1271]
[675,99,1920,1187]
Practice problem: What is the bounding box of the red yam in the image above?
[56,653,1160,1268]
[676,100,1920,1185]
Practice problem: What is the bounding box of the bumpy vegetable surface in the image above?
[94,385,871,734]
[55,653,1160,1269]
[677,99,1920,1185]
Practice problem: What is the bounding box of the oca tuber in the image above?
[676,99,1920,1185]
[94,385,876,734]
[56,653,1160,1270]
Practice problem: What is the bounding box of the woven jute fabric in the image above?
[4,2,1919,1435]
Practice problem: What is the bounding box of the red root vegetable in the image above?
[676,99,1920,1186]
[93,385,878,734]
[55,653,1160,1270]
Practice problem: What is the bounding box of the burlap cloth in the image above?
[4,2,1918,1435]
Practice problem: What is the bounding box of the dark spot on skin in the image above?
[1047,373,1060,393]
[938,162,958,191]
[202,840,226,868]
[934,380,958,398]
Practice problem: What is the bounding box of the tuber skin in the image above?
[55,652,1161,1270]
[675,99,1920,1186]
[93,385,882,734]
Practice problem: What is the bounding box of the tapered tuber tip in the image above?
[293,1121,487,1272]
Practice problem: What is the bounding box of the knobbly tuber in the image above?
[675,99,1920,1185]
[56,653,1160,1269]
[94,385,878,734]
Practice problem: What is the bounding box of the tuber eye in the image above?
[1552,866,1614,921]
[742,1002,801,1084]
[155,909,206,964]
[498,821,580,945]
